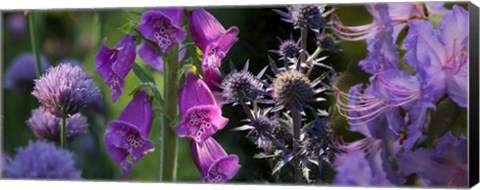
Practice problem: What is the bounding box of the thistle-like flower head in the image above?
[32,63,101,117]
[3,141,82,179]
[315,33,338,52]
[27,107,89,142]
[221,61,266,105]
[270,35,301,60]
[271,70,314,110]
[275,5,329,31]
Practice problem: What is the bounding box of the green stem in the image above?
[300,27,308,63]
[28,11,42,78]
[306,47,323,77]
[291,108,302,183]
[161,44,180,182]
[61,116,67,149]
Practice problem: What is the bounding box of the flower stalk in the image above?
[61,116,66,148]
[291,108,302,183]
[28,11,42,78]
[161,44,180,181]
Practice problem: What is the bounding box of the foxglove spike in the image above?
[178,71,217,116]
[104,90,154,177]
[95,35,136,102]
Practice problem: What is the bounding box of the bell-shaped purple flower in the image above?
[95,35,136,103]
[137,8,186,72]
[4,53,50,92]
[176,72,228,143]
[403,5,469,107]
[104,90,154,177]
[27,107,89,142]
[189,8,239,72]
[396,132,468,187]
[191,137,240,183]
[32,63,101,117]
[3,141,82,179]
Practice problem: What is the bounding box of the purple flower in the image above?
[95,35,136,103]
[137,8,186,71]
[6,13,27,39]
[403,5,469,107]
[396,132,468,187]
[104,90,154,177]
[357,4,399,74]
[176,72,228,143]
[191,137,240,183]
[189,8,239,72]
[332,3,447,41]
[27,107,89,142]
[333,150,392,186]
[274,5,329,31]
[4,53,49,92]
[32,63,101,117]
[3,141,81,179]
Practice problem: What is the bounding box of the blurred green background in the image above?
[1,2,468,183]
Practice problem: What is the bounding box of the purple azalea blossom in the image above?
[403,5,469,107]
[137,8,186,72]
[3,141,81,179]
[357,4,399,74]
[95,35,136,103]
[27,107,88,142]
[4,53,50,92]
[334,138,405,185]
[32,63,100,117]
[176,72,228,143]
[104,90,154,177]
[396,132,468,187]
[332,3,447,41]
[191,137,240,183]
[189,8,239,74]
[336,69,420,140]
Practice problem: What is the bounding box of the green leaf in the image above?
[117,22,135,34]
[132,63,156,84]
[426,98,468,146]
[428,14,444,29]
[253,153,278,159]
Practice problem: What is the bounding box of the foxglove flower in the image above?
[191,137,240,183]
[332,3,448,41]
[3,141,81,179]
[403,5,469,107]
[396,132,468,187]
[4,53,49,92]
[176,72,228,143]
[275,5,329,31]
[27,107,88,142]
[137,8,186,72]
[104,90,154,177]
[95,35,136,102]
[189,8,239,72]
[32,63,100,117]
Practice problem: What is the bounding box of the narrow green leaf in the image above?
[118,22,135,34]
[426,98,468,146]
[132,63,156,84]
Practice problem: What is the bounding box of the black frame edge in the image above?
[469,1,480,188]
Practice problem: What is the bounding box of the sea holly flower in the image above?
[396,132,468,187]
[95,35,136,103]
[137,8,186,71]
[3,141,81,179]
[191,137,240,183]
[220,61,266,105]
[104,90,154,177]
[176,72,228,143]
[403,5,469,107]
[269,35,301,60]
[4,53,49,92]
[189,8,239,72]
[274,5,329,31]
[332,3,447,41]
[32,63,101,117]
[27,107,88,142]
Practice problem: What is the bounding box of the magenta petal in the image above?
[189,8,227,52]
[104,120,154,177]
[203,155,241,183]
[178,72,217,116]
[137,8,186,54]
[95,35,136,102]
[190,137,228,176]
[138,41,165,72]
[117,90,153,137]
[176,105,228,143]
